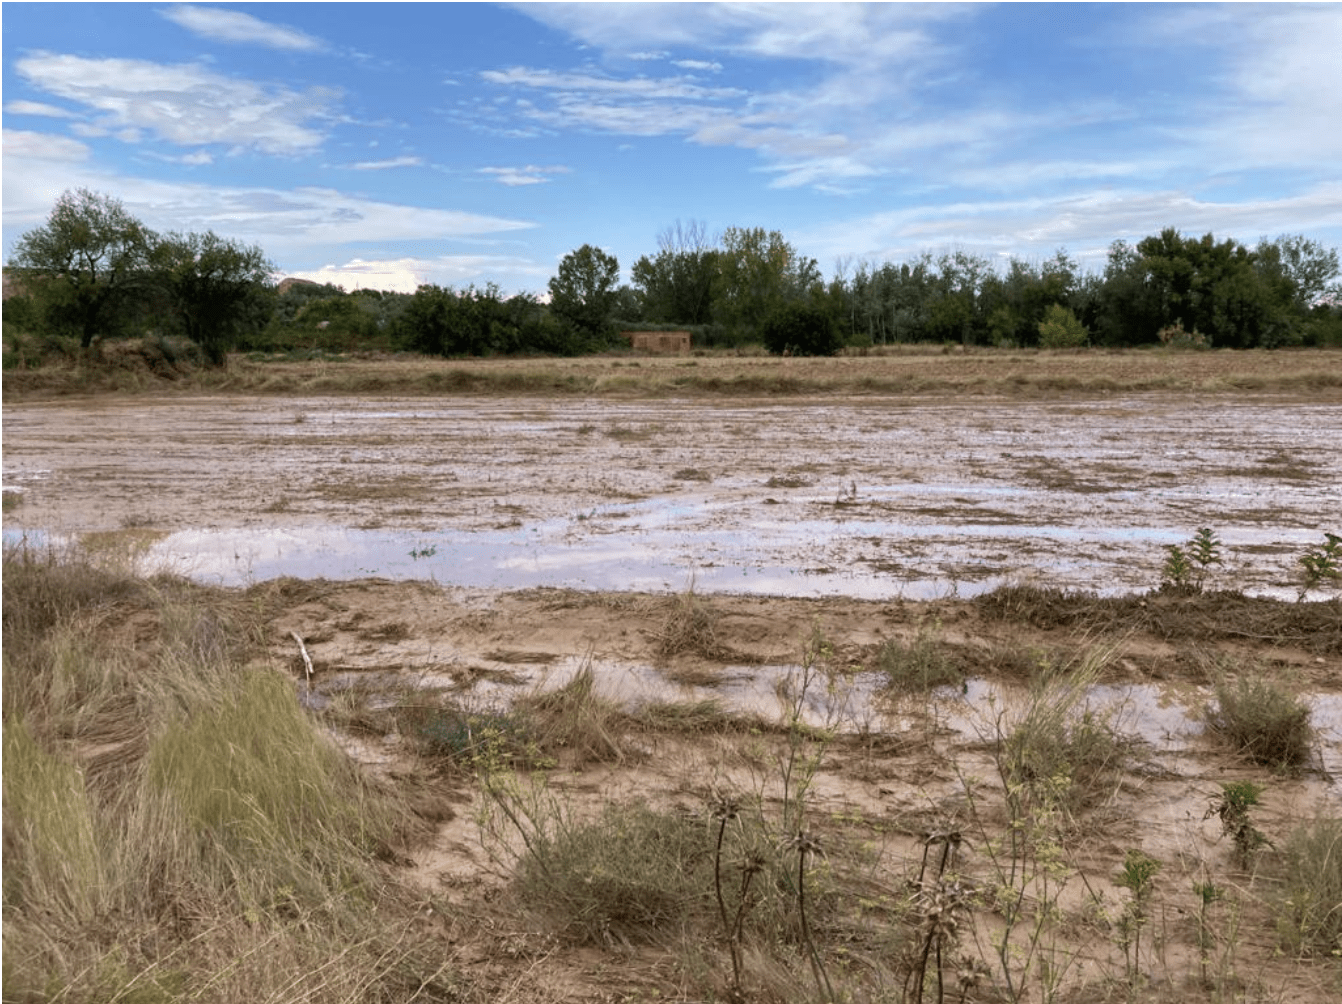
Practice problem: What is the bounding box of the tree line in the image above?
[5,188,1341,365]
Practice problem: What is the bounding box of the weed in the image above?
[655,579,727,660]
[1161,527,1222,593]
[513,799,716,946]
[1297,532,1342,600]
[906,830,968,1004]
[1114,848,1160,987]
[409,543,439,560]
[1277,817,1342,958]
[1207,781,1271,869]
[515,659,626,765]
[1205,672,1313,770]
[873,622,965,694]
[1192,879,1224,987]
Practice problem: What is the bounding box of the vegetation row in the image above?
[5,190,1342,371]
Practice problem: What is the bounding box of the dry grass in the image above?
[7,343,1342,401]
[0,543,464,1003]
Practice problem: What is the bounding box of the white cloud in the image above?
[1,129,89,162]
[478,165,571,187]
[4,100,76,118]
[673,59,722,72]
[159,4,324,51]
[350,155,425,170]
[802,183,1342,268]
[286,254,552,294]
[15,51,336,155]
[480,67,743,101]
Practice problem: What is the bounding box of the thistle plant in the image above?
[907,830,967,1004]
[785,829,833,1002]
[1296,531,1341,600]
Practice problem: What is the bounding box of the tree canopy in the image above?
[9,189,155,348]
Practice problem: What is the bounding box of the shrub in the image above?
[1205,673,1313,770]
[1036,303,1089,349]
[760,301,840,356]
[873,626,964,693]
[514,800,716,944]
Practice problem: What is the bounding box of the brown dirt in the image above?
[4,375,1341,1002]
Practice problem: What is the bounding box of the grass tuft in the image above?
[1278,817,1342,958]
[1204,672,1313,770]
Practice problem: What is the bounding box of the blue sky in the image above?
[4,2,1340,295]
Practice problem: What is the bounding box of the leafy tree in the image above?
[153,231,275,364]
[759,300,840,356]
[548,244,620,336]
[8,188,154,348]
[714,226,821,333]
[1255,235,1341,311]
[631,221,718,325]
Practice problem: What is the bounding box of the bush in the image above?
[1205,673,1313,769]
[760,301,840,356]
[874,627,964,692]
[514,800,716,944]
[1036,303,1089,349]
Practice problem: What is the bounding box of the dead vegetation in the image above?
[7,343,1342,401]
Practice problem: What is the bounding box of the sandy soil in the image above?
[4,389,1341,1002]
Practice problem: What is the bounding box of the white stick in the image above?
[290,631,314,692]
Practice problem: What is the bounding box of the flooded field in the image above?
[4,393,1339,598]
[4,386,1341,1003]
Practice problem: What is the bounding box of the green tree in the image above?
[631,221,718,325]
[8,188,155,348]
[759,300,839,356]
[153,231,275,364]
[548,244,620,336]
[713,226,821,334]
[1037,303,1089,348]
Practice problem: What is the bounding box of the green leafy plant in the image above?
[1207,781,1271,869]
[1161,527,1221,593]
[1297,531,1341,600]
[1114,849,1160,988]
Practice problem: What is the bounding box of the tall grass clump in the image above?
[998,652,1126,817]
[1,545,456,1003]
[1277,817,1342,957]
[512,800,717,945]
[1205,672,1313,770]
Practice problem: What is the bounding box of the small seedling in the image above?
[1161,527,1221,593]
[409,543,438,560]
[1296,531,1341,600]
[1115,849,1160,987]
[1192,880,1223,987]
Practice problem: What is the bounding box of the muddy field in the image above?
[5,392,1340,598]
[4,384,1342,1003]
